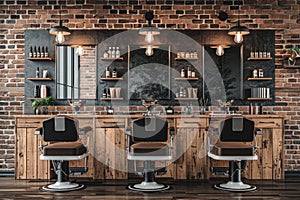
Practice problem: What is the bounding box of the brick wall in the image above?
[1,0,300,172]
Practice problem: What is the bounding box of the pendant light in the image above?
[49,4,71,44]
[139,11,160,44]
[140,45,159,57]
[211,45,230,56]
[228,7,249,44]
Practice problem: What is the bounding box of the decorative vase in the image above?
[34,107,41,115]
[42,106,48,114]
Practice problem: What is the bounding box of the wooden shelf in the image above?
[175,77,199,81]
[27,78,53,81]
[28,57,53,61]
[100,57,124,61]
[247,57,272,61]
[100,97,123,101]
[283,64,300,69]
[27,98,46,100]
[175,57,198,61]
[175,98,198,101]
[247,98,272,101]
[100,77,123,81]
[247,77,272,81]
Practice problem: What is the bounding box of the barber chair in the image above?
[208,116,258,192]
[126,117,175,192]
[35,116,90,192]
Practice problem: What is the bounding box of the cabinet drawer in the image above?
[16,118,47,128]
[176,118,206,128]
[253,118,282,128]
[96,118,125,128]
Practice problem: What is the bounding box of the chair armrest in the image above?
[34,127,43,135]
[79,126,92,135]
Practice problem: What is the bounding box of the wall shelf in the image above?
[247,57,272,61]
[175,57,198,61]
[27,78,53,81]
[175,77,199,81]
[175,98,198,101]
[100,97,123,101]
[100,77,123,81]
[283,64,300,69]
[100,57,124,61]
[247,98,272,101]
[247,77,272,81]
[27,57,53,61]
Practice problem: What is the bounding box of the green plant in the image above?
[290,47,300,54]
[32,96,55,109]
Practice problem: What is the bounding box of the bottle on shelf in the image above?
[252,67,258,78]
[111,47,116,58]
[45,47,48,57]
[107,47,112,58]
[33,46,37,58]
[40,85,47,98]
[105,66,111,78]
[191,68,195,78]
[41,46,45,58]
[116,47,120,58]
[34,85,40,98]
[263,45,267,58]
[187,65,191,78]
[29,46,33,58]
[37,47,41,58]
[250,46,254,58]
[185,51,190,59]
[112,67,117,78]
[254,47,259,58]
[102,88,107,98]
[258,68,264,78]
[106,87,110,98]
[103,50,109,58]
[259,46,263,58]
[180,67,185,78]
[36,67,39,78]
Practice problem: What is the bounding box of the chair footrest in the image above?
[211,167,228,175]
[70,167,88,175]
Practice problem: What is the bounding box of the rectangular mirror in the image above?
[56,45,96,100]
[203,44,243,102]
[128,44,171,100]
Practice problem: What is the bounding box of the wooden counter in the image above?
[15,114,284,180]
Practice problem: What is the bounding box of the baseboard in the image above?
[0,171,14,177]
[285,171,300,177]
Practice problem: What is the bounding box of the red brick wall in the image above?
[1,0,300,172]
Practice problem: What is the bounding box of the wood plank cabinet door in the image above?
[174,118,208,180]
[15,127,50,180]
[94,118,127,180]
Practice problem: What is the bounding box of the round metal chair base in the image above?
[128,181,170,192]
[41,181,85,192]
[214,181,257,192]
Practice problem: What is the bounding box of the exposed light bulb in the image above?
[216,45,224,56]
[76,46,84,56]
[145,31,154,43]
[234,31,243,43]
[145,45,154,56]
[55,31,65,44]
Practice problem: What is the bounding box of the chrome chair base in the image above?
[128,181,170,192]
[41,181,85,192]
[214,181,257,192]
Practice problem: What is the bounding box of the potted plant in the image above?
[32,96,55,114]
[288,47,300,66]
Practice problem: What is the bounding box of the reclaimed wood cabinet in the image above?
[15,114,284,180]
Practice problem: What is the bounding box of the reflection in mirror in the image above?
[128,44,171,100]
[56,45,96,100]
[204,44,242,103]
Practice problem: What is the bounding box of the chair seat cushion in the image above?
[211,142,255,156]
[43,142,87,156]
[130,142,169,156]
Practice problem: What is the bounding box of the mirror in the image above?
[128,44,171,100]
[203,44,243,103]
[56,45,96,100]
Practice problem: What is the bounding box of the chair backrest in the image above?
[219,117,255,142]
[132,117,168,142]
[43,116,79,142]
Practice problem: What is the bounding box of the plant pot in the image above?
[34,107,42,115]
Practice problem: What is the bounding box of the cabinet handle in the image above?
[25,121,40,124]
